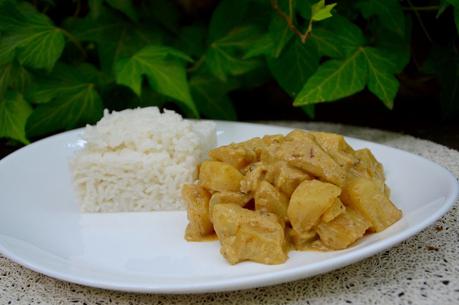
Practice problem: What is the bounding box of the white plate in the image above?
[0,121,457,294]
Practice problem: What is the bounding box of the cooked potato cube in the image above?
[265,161,311,197]
[208,191,252,222]
[208,145,256,170]
[354,148,385,181]
[255,181,289,221]
[321,198,346,223]
[288,179,341,234]
[341,176,402,232]
[287,227,317,251]
[270,130,346,186]
[199,160,244,192]
[309,131,358,168]
[240,162,267,194]
[213,204,287,264]
[182,184,213,241]
[317,207,370,250]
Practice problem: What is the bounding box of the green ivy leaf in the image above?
[373,27,410,73]
[0,90,32,144]
[294,48,367,105]
[302,105,316,118]
[268,39,319,97]
[0,2,65,70]
[190,75,237,120]
[114,45,198,116]
[422,45,459,118]
[27,86,103,138]
[311,16,366,58]
[0,62,32,98]
[269,14,294,58]
[362,48,399,109]
[65,11,162,73]
[105,0,138,22]
[356,0,405,37]
[26,63,104,137]
[311,0,337,22]
[205,26,262,81]
[244,34,275,59]
[176,25,207,58]
[208,0,250,41]
[28,63,105,104]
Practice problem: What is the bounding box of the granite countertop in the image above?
[1,122,458,305]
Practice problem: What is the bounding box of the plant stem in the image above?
[271,0,313,44]
[405,0,433,42]
[60,28,87,58]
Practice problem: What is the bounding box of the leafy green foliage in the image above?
[190,74,237,120]
[0,0,457,145]
[311,0,337,21]
[0,1,64,70]
[268,39,319,97]
[114,45,197,116]
[0,91,32,144]
[26,64,103,137]
[356,0,405,37]
[295,49,368,105]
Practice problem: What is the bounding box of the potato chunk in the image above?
[255,181,289,221]
[309,131,357,168]
[208,145,256,170]
[199,160,244,192]
[213,204,287,264]
[287,228,317,251]
[341,176,402,232]
[288,179,341,234]
[321,198,346,223]
[208,191,252,222]
[353,148,385,181]
[265,161,311,197]
[240,162,267,193]
[270,130,346,186]
[317,208,370,250]
[182,184,213,241]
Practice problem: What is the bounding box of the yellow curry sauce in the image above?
[182,130,402,265]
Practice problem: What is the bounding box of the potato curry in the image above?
[182,130,402,265]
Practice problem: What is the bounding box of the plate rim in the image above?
[0,121,458,294]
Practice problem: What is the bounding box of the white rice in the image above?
[70,107,216,212]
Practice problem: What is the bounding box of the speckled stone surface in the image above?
[1,122,458,305]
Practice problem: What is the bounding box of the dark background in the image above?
[1,0,458,158]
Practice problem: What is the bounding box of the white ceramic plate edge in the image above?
[0,122,458,294]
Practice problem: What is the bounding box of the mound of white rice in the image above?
[70,107,216,212]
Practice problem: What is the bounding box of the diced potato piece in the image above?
[288,179,341,234]
[321,198,346,223]
[208,191,252,222]
[341,176,402,232]
[265,161,312,197]
[240,162,267,193]
[309,131,358,168]
[270,130,346,186]
[199,160,244,192]
[255,181,289,221]
[182,184,213,241]
[287,227,317,251]
[354,148,385,181]
[213,204,287,265]
[208,145,256,170]
[317,208,370,250]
